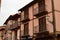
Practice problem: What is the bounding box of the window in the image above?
[24,8,29,19]
[15,30,17,40]
[21,8,29,21]
[39,16,46,32]
[24,23,28,35]
[39,0,45,12]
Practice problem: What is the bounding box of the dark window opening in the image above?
[38,0,45,12]
[39,16,46,32]
[24,8,29,19]
[21,8,29,21]
[14,30,17,40]
[24,23,29,35]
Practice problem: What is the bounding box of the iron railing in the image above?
[9,21,20,30]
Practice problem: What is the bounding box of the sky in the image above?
[0,0,33,26]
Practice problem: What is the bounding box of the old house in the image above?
[4,14,20,40]
[18,0,60,40]
[1,0,60,40]
[0,26,5,40]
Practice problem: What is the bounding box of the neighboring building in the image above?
[0,26,5,40]
[18,0,60,40]
[4,14,20,40]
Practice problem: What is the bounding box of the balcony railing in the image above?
[9,21,20,30]
[33,25,49,38]
[34,0,48,17]
[34,10,48,17]
[21,30,31,40]
[34,25,49,33]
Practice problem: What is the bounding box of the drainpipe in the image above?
[51,0,57,40]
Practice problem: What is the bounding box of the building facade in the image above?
[18,0,60,40]
[0,26,5,40]
[4,14,20,40]
[0,0,60,40]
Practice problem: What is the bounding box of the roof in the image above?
[4,14,20,24]
[4,15,13,24]
[12,14,20,20]
[18,0,40,11]
[0,26,5,30]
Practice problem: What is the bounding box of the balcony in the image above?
[34,10,48,17]
[21,35,32,40]
[33,26,49,38]
[21,30,32,40]
[34,31,49,38]
[9,21,20,30]
[21,17,30,23]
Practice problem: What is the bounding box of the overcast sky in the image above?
[0,0,33,26]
